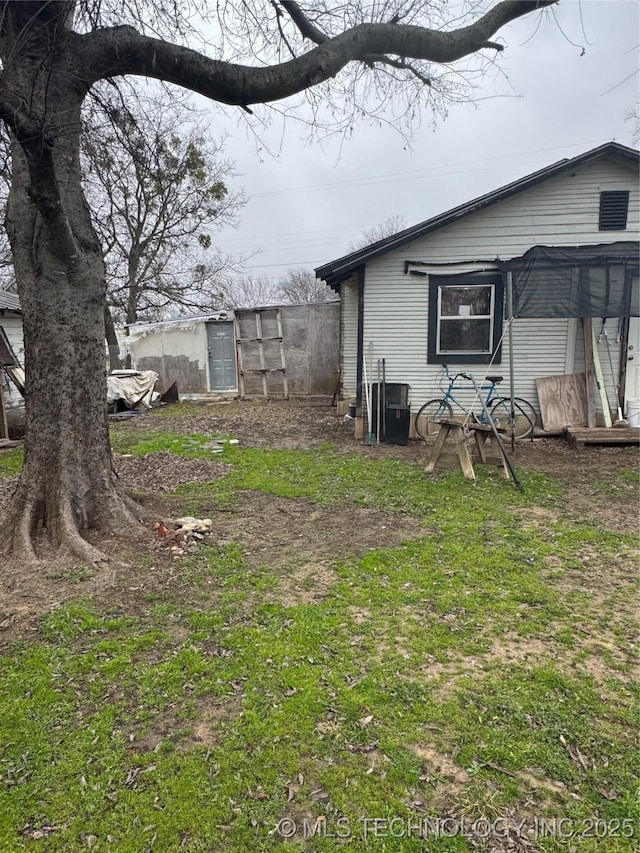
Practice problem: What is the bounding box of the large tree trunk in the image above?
[2,96,142,564]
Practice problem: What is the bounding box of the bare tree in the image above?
[0,0,557,562]
[277,268,336,303]
[0,252,14,292]
[625,104,640,146]
[81,92,245,366]
[221,275,281,309]
[349,215,408,251]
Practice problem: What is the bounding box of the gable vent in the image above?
[599,191,630,230]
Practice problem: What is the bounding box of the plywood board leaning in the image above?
[536,373,588,432]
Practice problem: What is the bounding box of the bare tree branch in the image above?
[280,0,330,45]
[81,90,245,325]
[78,2,557,106]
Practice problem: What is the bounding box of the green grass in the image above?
[0,426,638,851]
[109,429,219,458]
[169,443,563,518]
[593,466,639,495]
[0,445,22,476]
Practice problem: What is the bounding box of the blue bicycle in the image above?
[414,366,536,441]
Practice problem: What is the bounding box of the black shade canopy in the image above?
[500,242,639,319]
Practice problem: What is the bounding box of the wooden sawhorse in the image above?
[424,419,510,481]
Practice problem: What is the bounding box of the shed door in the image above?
[624,276,640,407]
[625,317,640,404]
[206,322,237,391]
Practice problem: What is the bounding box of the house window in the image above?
[599,191,629,230]
[428,274,503,365]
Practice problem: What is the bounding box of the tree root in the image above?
[8,497,40,567]
[57,519,110,567]
[0,476,145,566]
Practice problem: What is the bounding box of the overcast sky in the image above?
[207,0,639,283]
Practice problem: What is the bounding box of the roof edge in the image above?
[316,142,640,289]
[0,289,22,313]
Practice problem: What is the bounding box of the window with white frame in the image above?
[428,274,503,364]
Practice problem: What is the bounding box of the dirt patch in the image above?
[513,506,559,528]
[0,401,637,649]
[553,486,639,535]
[413,743,471,786]
[0,486,433,646]
[132,693,245,755]
[348,606,372,625]
[411,743,473,812]
[159,403,638,539]
[116,399,355,451]
[545,544,638,603]
[268,560,338,606]
[486,634,561,666]
[0,525,176,648]
[214,491,433,572]
[484,633,638,684]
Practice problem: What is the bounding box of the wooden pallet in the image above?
[565,427,640,448]
[235,308,288,399]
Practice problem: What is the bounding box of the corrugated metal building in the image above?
[127,302,340,401]
[316,142,639,430]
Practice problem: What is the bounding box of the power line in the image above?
[600,68,639,97]
[219,223,369,245]
[246,139,610,200]
[223,136,636,274]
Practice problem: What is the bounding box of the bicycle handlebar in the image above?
[442,366,472,381]
[438,366,496,391]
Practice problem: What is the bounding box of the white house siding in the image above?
[357,154,638,416]
[507,318,571,412]
[362,254,572,412]
[0,313,25,427]
[340,276,359,398]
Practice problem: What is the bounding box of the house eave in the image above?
[0,289,22,314]
[315,142,640,291]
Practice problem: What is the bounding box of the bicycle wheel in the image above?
[490,397,536,440]
[415,399,453,440]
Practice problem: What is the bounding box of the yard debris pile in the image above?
[115,451,230,492]
[107,372,180,419]
[153,515,214,555]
